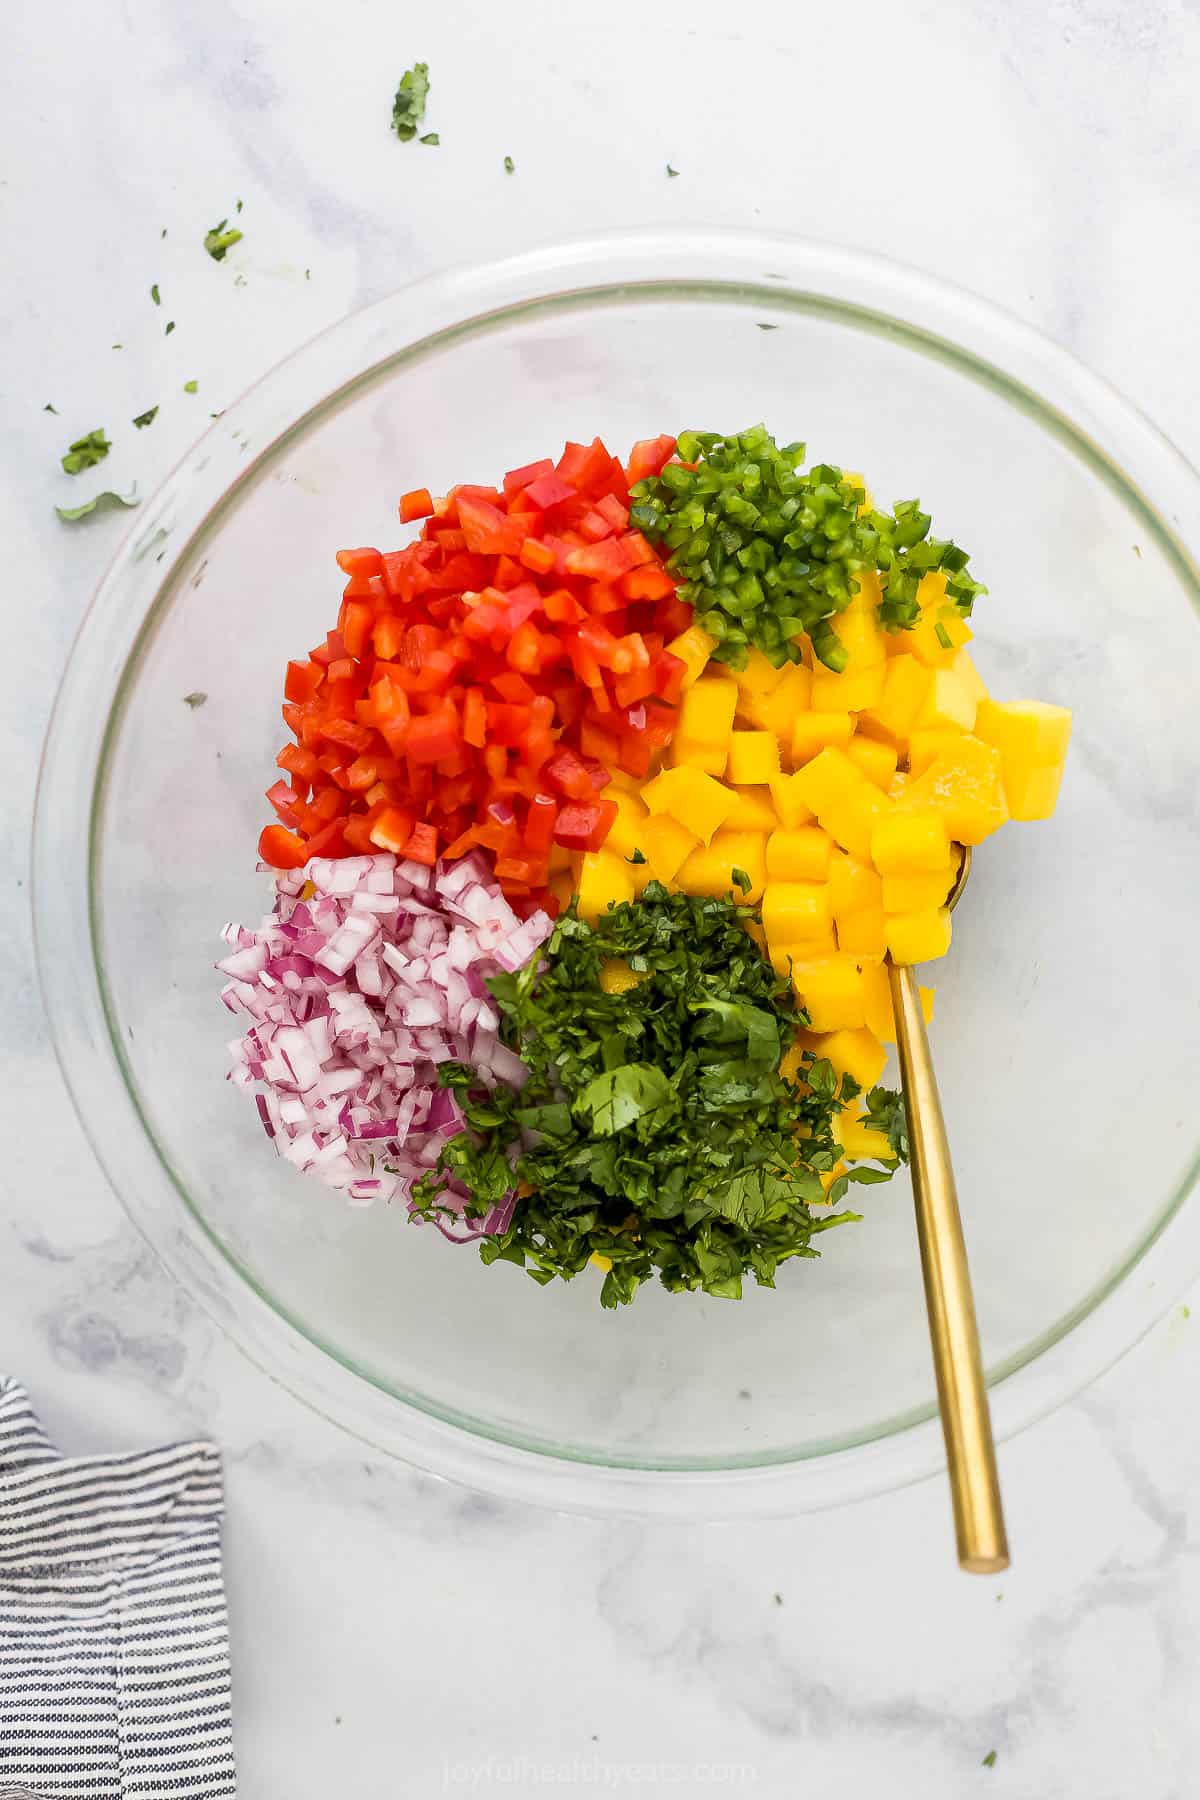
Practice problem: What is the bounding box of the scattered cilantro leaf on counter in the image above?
[56,487,139,522]
[391,61,430,140]
[132,407,158,429]
[419,131,440,145]
[44,403,58,414]
[150,283,161,305]
[667,163,680,177]
[165,320,176,335]
[182,690,208,709]
[235,198,243,213]
[756,322,779,331]
[61,429,111,475]
[504,155,515,173]
[630,424,986,669]
[183,380,198,394]
[982,1751,997,1769]
[204,219,243,261]
[413,886,904,1307]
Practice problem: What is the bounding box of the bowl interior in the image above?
[89,277,1200,1472]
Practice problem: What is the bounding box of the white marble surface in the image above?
[3,0,1200,1792]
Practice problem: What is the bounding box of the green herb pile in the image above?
[412,886,904,1308]
[628,424,985,670]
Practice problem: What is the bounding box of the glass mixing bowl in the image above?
[34,232,1200,1518]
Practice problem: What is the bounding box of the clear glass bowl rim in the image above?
[33,228,1200,1520]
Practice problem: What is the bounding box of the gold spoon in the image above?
[888,844,1009,1574]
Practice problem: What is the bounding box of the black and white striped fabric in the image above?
[0,1378,236,1798]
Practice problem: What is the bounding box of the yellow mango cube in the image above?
[726,730,781,786]
[769,930,838,974]
[829,591,886,666]
[880,867,955,912]
[722,786,779,831]
[791,710,855,765]
[974,699,1072,821]
[599,959,646,996]
[678,676,738,747]
[846,736,897,790]
[1002,761,1066,820]
[669,734,727,778]
[789,957,868,1032]
[861,654,932,746]
[677,830,768,903]
[576,850,635,923]
[768,771,815,829]
[810,661,886,712]
[779,1033,806,1086]
[739,662,811,737]
[897,734,1009,845]
[885,907,953,965]
[871,809,951,875]
[835,907,888,959]
[836,1107,894,1163]
[765,826,834,882]
[664,624,718,689]
[827,852,883,919]
[907,573,974,668]
[604,788,648,861]
[641,814,699,883]
[907,727,962,777]
[952,648,989,706]
[763,881,832,943]
[862,964,935,1043]
[791,746,892,862]
[729,648,787,697]
[801,1025,888,1092]
[641,765,737,844]
[915,666,978,734]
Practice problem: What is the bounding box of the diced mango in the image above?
[763,881,832,944]
[722,786,779,831]
[791,747,892,862]
[846,736,897,790]
[738,662,811,737]
[604,788,648,861]
[885,907,953,965]
[907,573,974,668]
[768,771,815,830]
[779,1033,806,1086]
[599,958,646,995]
[896,734,1009,845]
[678,676,738,747]
[789,957,868,1032]
[836,1107,894,1163]
[765,826,834,882]
[726,730,781,786]
[835,907,888,959]
[974,699,1072,821]
[860,654,932,745]
[952,648,989,706]
[791,710,855,765]
[880,867,955,912]
[810,661,886,712]
[871,809,951,875]
[915,666,978,734]
[829,588,886,665]
[907,728,962,777]
[863,963,935,1044]
[669,734,727,778]
[641,765,737,844]
[728,648,788,697]
[677,830,768,903]
[769,931,837,973]
[549,869,575,911]
[1001,761,1066,820]
[577,850,635,923]
[827,852,883,919]
[641,814,700,883]
[800,1025,888,1092]
[664,625,718,690]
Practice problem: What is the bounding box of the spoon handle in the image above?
[889,961,1009,1574]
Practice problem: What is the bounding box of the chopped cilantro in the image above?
[935,621,954,650]
[391,61,430,141]
[56,488,139,522]
[183,380,198,394]
[504,155,515,173]
[236,198,243,213]
[629,425,986,669]
[60,429,111,475]
[419,131,440,145]
[981,1751,997,1769]
[132,407,158,429]
[756,322,779,331]
[667,163,680,177]
[150,283,161,305]
[182,690,208,709]
[773,1592,783,1606]
[44,403,58,414]
[413,887,903,1306]
[731,866,752,894]
[626,848,647,865]
[165,320,176,335]
[204,219,243,261]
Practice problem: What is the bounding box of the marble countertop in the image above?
[4,0,1200,1791]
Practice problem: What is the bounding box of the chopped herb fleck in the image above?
[61,429,111,475]
[626,848,647,865]
[667,163,680,177]
[43,403,58,414]
[504,155,515,173]
[183,380,198,394]
[772,1592,783,1606]
[235,198,243,213]
[165,320,176,335]
[419,131,440,145]
[391,61,430,141]
[204,219,243,261]
[132,407,158,429]
[182,691,208,709]
[756,322,779,331]
[935,621,954,650]
[150,283,161,305]
[56,487,139,522]
[982,1751,997,1769]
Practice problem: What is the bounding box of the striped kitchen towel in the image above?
[0,1377,235,1798]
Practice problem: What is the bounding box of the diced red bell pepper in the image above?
[335,547,382,578]
[285,659,325,703]
[518,538,557,575]
[406,704,462,765]
[552,798,618,853]
[620,564,676,602]
[258,824,309,869]
[457,495,527,556]
[524,472,576,511]
[403,821,439,866]
[503,458,555,497]
[625,435,677,484]
[368,806,416,853]
[399,487,435,523]
[524,792,558,856]
[544,746,604,801]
